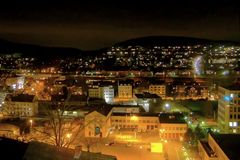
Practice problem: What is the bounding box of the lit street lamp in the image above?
[29,119,33,133]
[66,133,72,139]
[29,119,33,128]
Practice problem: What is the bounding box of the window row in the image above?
[113,119,158,123]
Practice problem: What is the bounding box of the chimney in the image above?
[73,145,82,159]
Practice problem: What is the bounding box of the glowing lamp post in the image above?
[66,133,72,139]
[29,119,33,133]
[165,103,171,112]
[66,133,72,146]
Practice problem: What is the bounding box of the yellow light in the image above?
[151,143,163,153]
[66,133,72,138]
[131,115,138,121]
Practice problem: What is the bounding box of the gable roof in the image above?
[86,106,113,117]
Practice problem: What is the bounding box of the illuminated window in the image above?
[233,129,237,133]
[233,122,238,127]
[230,122,238,127]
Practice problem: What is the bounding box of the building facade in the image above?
[111,113,159,132]
[158,113,187,141]
[3,94,38,117]
[198,133,240,160]
[84,108,113,138]
[88,85,114,103]
[218,85,240,133]
[99,86,114,103]
[88,86,100,98]
[118,84,132,99]
[149,84,166,99]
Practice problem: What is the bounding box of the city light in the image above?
[66,133,72,139]
[130,115,138,121]
[0,6,238,159]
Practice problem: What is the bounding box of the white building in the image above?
[99,86,114,103]
[5,76,25,90]
[88,85,114,103]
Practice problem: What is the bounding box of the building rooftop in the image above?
[68,95,87,102]
[199,141,217,158]
[111,105,140,108]
[222,83,240,91]
[6,94,35,102]
[51,95,87,102]
[112,112,159,117]
[149,80,165,85]
[51,95,66,102]
[0,137,28,160]
[159,112,186,124]
[92,81,114,87]
[0,137,117,160]
[211,133,240,160]
[135,92,160,99]
[23,141,73,160]
[87,105,113,117]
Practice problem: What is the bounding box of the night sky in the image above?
[0,1,239,50]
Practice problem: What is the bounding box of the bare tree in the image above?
[35,94,89,148]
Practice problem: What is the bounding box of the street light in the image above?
[130,115,138,121]
[165,103,171,112]
[29,119,33,128]
[66,133,72,139]
[29,119,33,134]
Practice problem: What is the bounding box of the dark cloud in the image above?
[0,1,239,49]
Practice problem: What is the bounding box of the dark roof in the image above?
[68,95,87,102]
[95,106,113,116]
[222,83,240,91]
[6,94,35,102]
[86,105,113,117]
[24,141,73,160]
[199,141,217,158]
[112,112,159,117]
[149,80,165,85]
[0,137,117,160]
[92,81,114,86]
[211,133,240,160]
[51,95,87,102]
[111,105,140,108]
[118,79,133,85]
[159,112,186,124]
[51,95,66,102]
[135,92,160,99]
[0,137,28,160]
[79,152,117,160]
